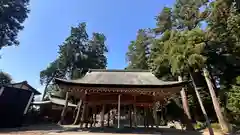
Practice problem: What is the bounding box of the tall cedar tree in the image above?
[126,29,151,70]
[40,22,108,99]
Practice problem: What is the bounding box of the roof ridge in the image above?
[88,69,150,72]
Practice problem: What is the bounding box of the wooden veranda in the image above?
[54,69,189,128]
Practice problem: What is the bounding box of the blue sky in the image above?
[0,0,175,95]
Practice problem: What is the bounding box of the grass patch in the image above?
[211,123,222,131]
[194,121,205,130]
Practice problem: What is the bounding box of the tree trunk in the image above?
[190,72,214,135]
[42,72,56,100]
[178,76,192,121]
[203,68,230,132]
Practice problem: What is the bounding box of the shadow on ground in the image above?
[0,123,64,134]
[58,127,203,135]
[0,124,205,135]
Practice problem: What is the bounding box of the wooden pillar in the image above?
[113,109,116,127]
[24,92,34,115]
[94,113,97,127]
[107,109,110,127]
[146,106,149,128]
[80,101,87,128]
[143,107,146,128]
[149,106,154,128]
[117,94,121,128]
[101,104,105,128]
[133,95,137,128]
[153,102,159,128]
[85,104,89,128]
[59,92,69,124]
[90,108,93,128]
[129,105,132,128]
[92,106,97,127]
[160,105,164,125]
[73,100,82,125]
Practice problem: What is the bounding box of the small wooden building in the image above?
[54,69,189,128]
[32,96,77,124]
[0,81,41,128]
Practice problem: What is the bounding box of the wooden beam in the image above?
[59,85,183,95]
[23,92,34,115]
[73,100,82,125]
[59,92,69,124]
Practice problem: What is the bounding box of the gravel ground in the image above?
[0,124,224,135]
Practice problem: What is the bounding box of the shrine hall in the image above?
[54,69,189,128]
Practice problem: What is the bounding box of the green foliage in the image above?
[173,0,209,30]
[40,59,66,85]
[0,71,12,85]
[0,0,30,49]
[154,7,172,34]
[126,29,152,70]
[126,0,240,125]
[40,22,108,95]
[227,84,240,118]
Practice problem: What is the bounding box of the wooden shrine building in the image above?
[54,69,189,128]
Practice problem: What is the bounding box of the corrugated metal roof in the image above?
[32,96,77,107]
[55,69,183,86]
